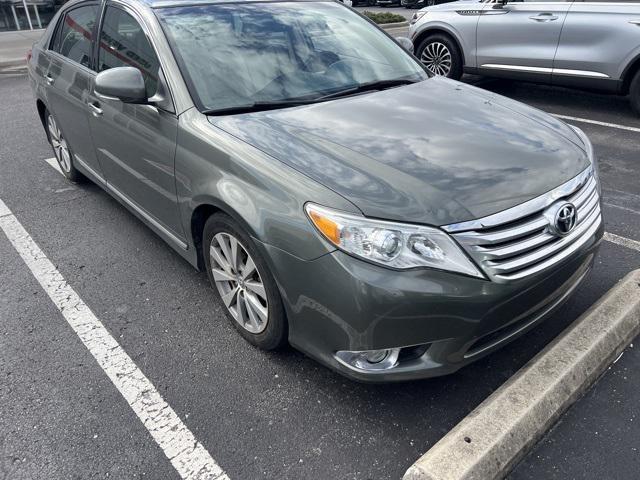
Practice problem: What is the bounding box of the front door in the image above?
[45,3,104,179]
[87,3,185,244]
[476,0,572,80]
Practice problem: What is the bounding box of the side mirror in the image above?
[95,66,147,104]
[396,37,414,54]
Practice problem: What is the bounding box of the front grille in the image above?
[445,168,601,283]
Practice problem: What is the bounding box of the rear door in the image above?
[45,3,104,179]
[476,0,572,81]
[87,3,185,245]
[554,0,640,84]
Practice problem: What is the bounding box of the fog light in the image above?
[335,348,401,372]
[364,349,390,363]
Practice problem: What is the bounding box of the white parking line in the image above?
[44,156,63,175]
[554,114,640,133]
[604,232,640,252]
[0,198,229,480]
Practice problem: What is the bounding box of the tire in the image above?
[416,33,463,80]
[203,213,287,350]
[629,70,640,117]
[44,109,86,183]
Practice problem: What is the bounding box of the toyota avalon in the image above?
[28,0,603,382]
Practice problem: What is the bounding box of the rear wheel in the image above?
[629,70,640,116]
[203,213,287,350]
[44,109,85,182]
[416,33,463,80]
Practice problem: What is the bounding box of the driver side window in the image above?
[97,7,160,97]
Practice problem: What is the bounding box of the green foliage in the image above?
[362,11,407,24]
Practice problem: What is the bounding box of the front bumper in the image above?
[258,221,603,382]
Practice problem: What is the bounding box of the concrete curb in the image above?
[380,21,409,30]
[0,60,26,73]
[404,268,640,480]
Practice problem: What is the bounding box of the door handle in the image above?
[44,74,54,85]
[88,101,103,116]
[529,13,558,22]
[629,20,640,26]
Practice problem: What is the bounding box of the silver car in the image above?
[410,0,640,114]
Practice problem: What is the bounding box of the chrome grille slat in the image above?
[578,188,599,221]
[494,216,601,281]
[454,217,548,246]
[570,177,596,208]
[487,204,601,274]
[448,168,602,283]
[473,231,556,261]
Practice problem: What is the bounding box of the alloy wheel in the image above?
[209,232,269,334]
[47,114,72,173]
[420,41,452,77]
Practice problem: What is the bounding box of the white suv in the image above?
[409,0,640,114]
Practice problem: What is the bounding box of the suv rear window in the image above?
[52,5,99,69]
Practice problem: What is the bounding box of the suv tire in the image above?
[416,33,463,80]
[629,70,640,116]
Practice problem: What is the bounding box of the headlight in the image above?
[569,125,601,193]
[305,203,483,278]
[411,11,427,25]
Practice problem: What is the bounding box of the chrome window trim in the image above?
[480,64,610,78]
[443,167,593,233]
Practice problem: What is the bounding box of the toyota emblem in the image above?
[551,203,577,236]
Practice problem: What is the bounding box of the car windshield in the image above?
[155,1,428,114]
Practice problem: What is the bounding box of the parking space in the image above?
[1,67,640,480]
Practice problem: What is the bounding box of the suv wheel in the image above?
[203,213,288,350]
[44,109,86,182]
[416,34,463,80]
[629,70,640,116]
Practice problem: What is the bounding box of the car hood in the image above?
[210,77,589,226]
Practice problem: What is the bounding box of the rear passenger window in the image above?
[98,7,160,97]
[53,5,99,69]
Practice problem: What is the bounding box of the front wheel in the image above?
[416,34,463,80]
[203,213,288,350]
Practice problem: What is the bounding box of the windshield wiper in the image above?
[202,79,419,116]
[316,78,418,101]
[203,99,317,116]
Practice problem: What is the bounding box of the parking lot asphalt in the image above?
[1,71,639,480]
